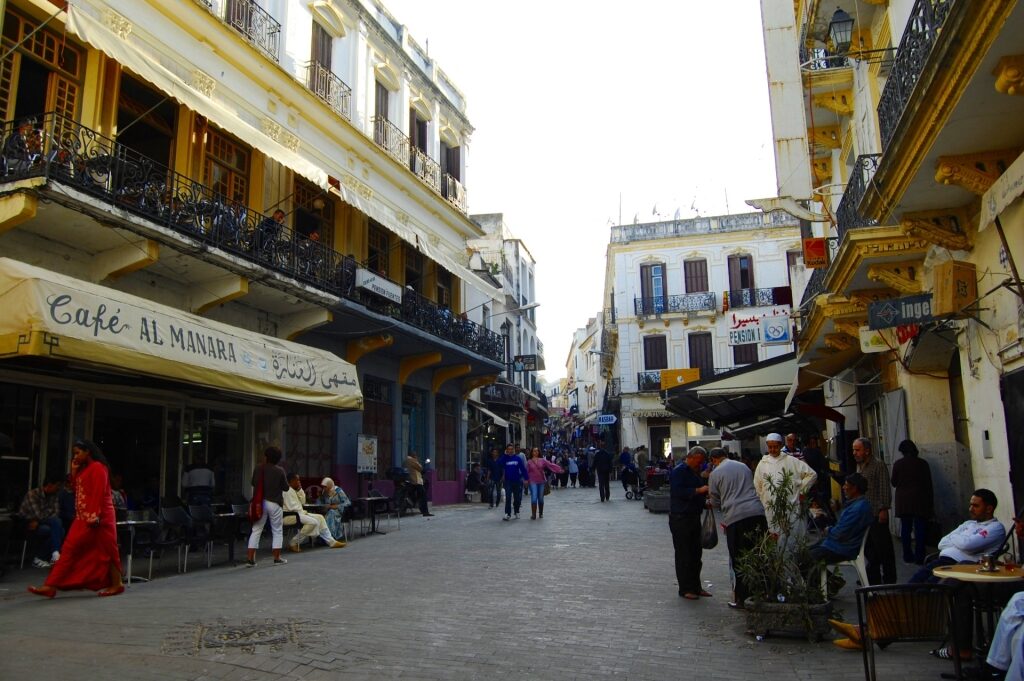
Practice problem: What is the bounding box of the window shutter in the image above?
[643,335,668,370]
[688,333,714,379]
[684,259,708,293]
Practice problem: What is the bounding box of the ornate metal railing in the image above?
[634,292,717,316]
[725,287,791,309]
[800,46,849,71]
[410,146,441,192]
[877,0,956,150]
[372,116,410,167]
[305,62,351,121]
[442,173,467,213]
[637,370,663,392]
[800,265,828,309]
[0,113,504,363]
[225,0,281,62]
[836,153,881,243]
[607,377,622,398]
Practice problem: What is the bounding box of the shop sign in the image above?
[355,268,402,303]
[596,414,617,425]
[513,354,538,371]
[728,313,762,345]
[760,315,791,345]
[859,326,888,353]
[357,434,377,473]
[481,383,523,406]
[803,237,829,269]
[660,368,700,390]
[868,294,933,330]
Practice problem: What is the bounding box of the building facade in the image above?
[0,0,507,510]
[759,0,1024,526]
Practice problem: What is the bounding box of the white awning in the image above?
[0,258,362,410]
[980,150,1024,231]
[468,400,509,429]
[66,0,328,190]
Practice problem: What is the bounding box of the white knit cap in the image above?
[321,477,334,487]
[766,433,784,443]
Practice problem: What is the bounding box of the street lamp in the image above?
[828,7,854,54]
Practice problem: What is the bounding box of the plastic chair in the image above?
[821,529,871,598]
[187,505,218,567]
[855,583,962,681]
[157,506,194,573]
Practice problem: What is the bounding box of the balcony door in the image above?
[688,332,714,380]
[117,74,177,171]
[728,254,755,290]
[643,335,668,371]
[684,259,709,293]
[311,22,332,70]
[640,263,665,314]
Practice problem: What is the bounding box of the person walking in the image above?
[707,447,767,609]
[852,437,897,584]
[619,447,633,493]
[567,454,579,487]
[890,439,933,565]
[246,446,290,567]
[405,452,434,517]
[487,448,503,509]
[28,439,123,598]
[592,437,614,502]
[670,446,711,600]
[498,444,528,520]
[526,447,564,519]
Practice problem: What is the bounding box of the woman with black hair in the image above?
[246,446,290,567]
[891,438,933,565]
[28,439,124,598]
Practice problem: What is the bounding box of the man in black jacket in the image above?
[592,437,614,502]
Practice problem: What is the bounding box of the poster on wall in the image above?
[357,434,378,474]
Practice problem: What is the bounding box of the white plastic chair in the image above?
[822,529,871,597]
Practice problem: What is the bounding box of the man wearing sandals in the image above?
[669,446,712,601]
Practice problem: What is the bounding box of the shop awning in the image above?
[66,0,328,190]
[468,400,509,429]
[782,347,862,412]
[980,149,1024,231]
[0,258,362,410]
[663,353,798,428]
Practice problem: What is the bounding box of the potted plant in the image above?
[735,469,834,641]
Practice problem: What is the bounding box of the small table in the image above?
[214,512,246,563]
[357,497,391,535]
[934,564,1024,679]
[116,520,158,585]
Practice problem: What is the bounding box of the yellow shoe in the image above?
[331,541,347,548]
[833,637,863,651]
[828,618,862,642]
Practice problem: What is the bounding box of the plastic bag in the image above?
[701,508,718,549]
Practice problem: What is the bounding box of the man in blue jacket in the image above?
[499,444,528,521]
[809,473,874,565]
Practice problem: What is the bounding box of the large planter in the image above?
[643,490,670,513]
[744,599,833,642]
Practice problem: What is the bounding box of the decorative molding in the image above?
[394,210,409,224]
[308,1,347,38]
[341,173,373,199]
[809,126,841,150]
[848,288,900,308]
[852,236,931,259]
[188,69,216,98]
[103,9,132,40]
[832,320,866,338]
[813,90,854,116]
[812,158,832,185]
[866,260,924,293]
[825,332,857,352]
[260,118,299,152]
[993,55,1024,95]
[935,148,1021,194]
[900,207,973,251]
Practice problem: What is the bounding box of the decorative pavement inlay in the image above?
[162,618,312,655]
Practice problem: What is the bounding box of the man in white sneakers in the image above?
[282,473,346,552]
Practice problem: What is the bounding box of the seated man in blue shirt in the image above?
[809,473,874,565]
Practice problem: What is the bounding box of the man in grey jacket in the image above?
[708,447,768,609]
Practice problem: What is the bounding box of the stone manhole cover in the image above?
[163,618,311,656]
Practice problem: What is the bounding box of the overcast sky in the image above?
[383,0,779,380]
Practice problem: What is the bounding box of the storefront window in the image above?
[435,395,456,481]
[284,414,333,480]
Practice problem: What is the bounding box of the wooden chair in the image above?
[855,583,962,681]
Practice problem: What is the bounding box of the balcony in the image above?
[800,46,849,71]
[836,153,881,243]
[634,292,717,316]
[410,147,441,193]
[224,0,281,63]
[442,173,467,213]
[371,116,409,167]
[637,371,663,392]
[724,287,792,310]
[0,113,504,364]
[305,62,351,121]
[371,117,467,214]
[877,0,956,151]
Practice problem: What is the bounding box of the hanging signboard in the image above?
[513,354,538,371]
[660,368,701,389]
[357,434,378,473]
[596,414,617,425]
[355,268,402,303]
[803,237,829,269]
[760,315,792,345]
[868,294,933,330]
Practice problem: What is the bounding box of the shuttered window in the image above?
[643,335,668,371]
[733,343,758,365]
[684,259,709,293]
[688,333,714,380]
[728,254,755,290]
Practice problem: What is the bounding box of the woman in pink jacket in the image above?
[526,447,564,520]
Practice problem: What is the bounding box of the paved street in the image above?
[2,487,953,680]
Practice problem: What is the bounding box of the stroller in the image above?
[622,465,645,500]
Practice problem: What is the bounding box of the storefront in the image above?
[0,258,362,509]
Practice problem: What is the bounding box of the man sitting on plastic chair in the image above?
[807,474,873,567]
[281,473,346,553]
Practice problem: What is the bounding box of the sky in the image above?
[383,0,780,381]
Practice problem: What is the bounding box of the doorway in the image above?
[648,423,671,464]
[1003,367,1024,516]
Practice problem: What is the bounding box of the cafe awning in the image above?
[468,400,509,429]
[782,346,862,412]
[0,258,362,410]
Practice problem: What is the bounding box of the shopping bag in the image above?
[248,464,265,522]
[543,481,551,496]
[701,508,718,549]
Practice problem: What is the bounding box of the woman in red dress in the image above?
[28,439,124,598]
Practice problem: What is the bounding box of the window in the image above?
[283,414,333,480]
[367,221,390,276]
[311,22,332,69]
[688,333,714,380]
[787,250,802,287]
[728,254,755,290]
[204,129,249,204]
[643,335,668,371]
[409,108,428,153]
[733,343,758,365]
[374,80,389,121]
[436,268,452,308]
[640,263,666,313]
[684,259,709,293]
[434,396,456,482]
[440,142,461,180]
[363,377,393,474]
[404,244,424,292]
[294,178,331,241]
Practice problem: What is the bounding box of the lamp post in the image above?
[828,7,854,54]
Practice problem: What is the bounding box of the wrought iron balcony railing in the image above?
[410,146,441,192]
[800,46,850,71]
[637,370,663,392]
[0,113,504,364]
[372,116,410,167]
[442,173,467,213]
[836,153,881,243]
[800,265,828,309]
[877,0,956,150]
[305,61,351,121]
[725,286,792,309]
[225,0,280,62]
[634,292,717,316]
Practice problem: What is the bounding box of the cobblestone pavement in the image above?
[1,486,956,680]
